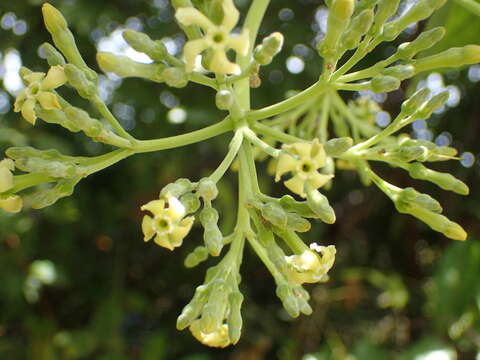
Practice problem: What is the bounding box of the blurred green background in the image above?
[0,1,479,359]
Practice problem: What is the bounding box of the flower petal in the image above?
[221,0,239,32]
[154,234,175,250]
[308,173,334,190]
[275,153,297,181]
[225,30,250,57]
[36,91,61,110]
[13,89,28,112]
[209,50,239,75]
[311,140,326,168]
[21,98,37,125]
[166,196,186,221]
[141,199,165,217]
[290,142,312,158]
[183,39,210,72]
[284,175,306,197]
[141,215,156,242]
[41,65,67,90]
[23,72,45,85]
[176,7,215,32]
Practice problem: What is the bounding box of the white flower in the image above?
[141,196,194,250]
[275,139,333,198]
[14,66,67,125]
[175,0,249,74]
[285,244,336,284]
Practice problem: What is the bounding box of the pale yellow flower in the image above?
[189,320,231,348]
[175,0,249,74]
[275,139,333,198]
[0,195,23,213]
[0,159,15,193]
[14,66,67,125]
[141,196,194,250]
[285,244,336,284]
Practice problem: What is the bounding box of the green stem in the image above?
[454,0,480,16]
[189,72,218,89]
[247,82,330,121]
[243,128,281,158]
[318,93,330,142]
[334,82,370,92]
[252,123,305,144]
[134,117,233,153]
[210,130,244,183]
[83,149,134,174]
[92,95,136,142]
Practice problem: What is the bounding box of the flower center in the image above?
[299,160,315,174]
[155,216,172,234]
[212,32,225,43]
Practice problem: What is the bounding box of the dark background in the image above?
[0,1,479,359]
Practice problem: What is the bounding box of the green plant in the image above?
[0,0,477,347]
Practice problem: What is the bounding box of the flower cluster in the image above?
[1,0,478,347]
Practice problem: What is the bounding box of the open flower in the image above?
[285,244,336,284]
[275,139,333,198]
[0,159,15,193]
[14,66,67,125]
[175,0,249,74]
[141,196,194,250]
[189,320,231,348]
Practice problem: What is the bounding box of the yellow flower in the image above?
[0,159,15,193]
[175,0,249,74]
[14,66,67,125]
[285,244,336,284]
[189,320,231,348]
[275,139,333,198]
[141,196,194,250]
[0,195,23,213]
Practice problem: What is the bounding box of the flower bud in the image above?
[29,178,78,209]
[203,225,223,257]
[276,284,300,318]
[197,178,218,201]
[382,64,415,80]
[397,27,446,60]
[64,106,103,138]
[416,91,449,119]
[370,75,401,93]
[369,0,401,36]
[279,195,317,218]
[401,88,430,117]
[184,246,209,268]
[306,188,336,224]
[317,0,355,59]
[413,45,480,74]
[97,53,165,82]
[0,195,23,213]
[215,90,234,110]
[340,9,374,51]
[161,178,194,198]
[324,137,353,156]
[162,67,189,88]
[177,285,209,330]
[261,202,288,228]
[40,43,66,67]
[408,163,469,195]
[227,292,243,344]
[199,207,219,226]
[180,193,201,213]
[286,213,311,233]
[64,64,96,99]
[254,32,284,65]
[122,30,169,62]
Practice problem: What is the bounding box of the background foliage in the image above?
[0,0,479,359]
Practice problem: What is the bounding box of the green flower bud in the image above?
[279,195,317,218]
[382,64,415,80]
[203,225,223,257]
[413,45,480,74]
[64,64,96,99]
[227,292,243,345]
[261,202,288,228]
[324,137,353,156]
[197,178,218,201]
[369,0,401,36]
[64,106,103,138]
[317,0,355,60]
[29,178,79,209]
[215,90,234,110]
[370,75,401,93]
[122,30,169,62]
[401,88,431,117]
[40,43,66,67]
[408,163,469,195]
[355,0,379,13]
[180,193,201,213]
[177,285,209,330]
[162,67,189,88]
[35,108,81,132]
[42,4,95,79]
[306,187,336,224]
[276,284,300,318]
[397,27,446,60]
[397,146,428,162]
[416,91,449,119]
[395,187,442,213]
[161,178,194,198]
[286,213,311,233]
[340,9,374,51]
[184,246,209,268]
[97,53,165,82]
[382,0,447,41]
[199,207,219,226]
[254,32,284,65]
